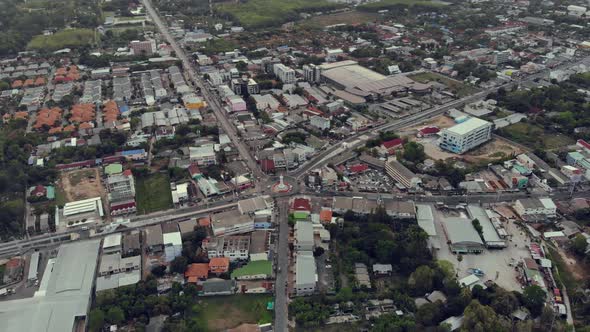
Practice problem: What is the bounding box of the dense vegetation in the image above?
[0,0,101,55]
[358,0,448,12]
[27,28,96,51]
[216,0,341,28]
[0,121,57,239]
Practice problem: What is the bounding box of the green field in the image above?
[358,0,449,11]
[408,72,479,98]
[217,0,341,28]
[194,295,273,331]
[135,173,173,214]
[231,260,272,279]
[498,122,574,150]
[27,28,96,51]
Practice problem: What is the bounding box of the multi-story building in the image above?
[514,198,557,219]
[189,146,217,166]
[439,117,493,154]
[310,115,330,130]
[303,64,321,83]
[273,63,296,84]
[210,209,255,236]
[130,40,156,56]
[385,157,422,189]
[205,236,250,261]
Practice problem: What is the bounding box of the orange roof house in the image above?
[79,122,93,130]
[48,126,63,134]
[103,100,120,123]
[11,80,22,88]
[34,107,62,130]
[185,263,209,283]
[14,111,28,121]
[209,257,230,274]
[63,124,76,132]
[34,77,46,86]
[198,217,211,227]
[320,209,333,223]
[23,79,35,87]
[69,103,95,123]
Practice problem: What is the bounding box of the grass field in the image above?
[231,260,272,279]
[27,28,96,51]
[135,173,173,214]
[358,0,449,11]
[217,0,341,28]
[498,122,574,150]
[408,72,479,98]
[300,10,380,27]
[195,295,273,331]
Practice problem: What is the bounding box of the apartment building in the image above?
[273,63,296,84]
[439,117,493,154]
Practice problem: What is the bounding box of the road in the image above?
[142,0,263,179]
[273,199,290,332]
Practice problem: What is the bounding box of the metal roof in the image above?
[466,204,505,245]
[443,217,484,245]
[445,117,491,136]
[295,253,316,286]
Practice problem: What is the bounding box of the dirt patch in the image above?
[57,168,106,202]
[558,249,587,281]
[401,114,455,134]
[462,138,524,164]
[302,10,380,26]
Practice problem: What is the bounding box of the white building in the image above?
[63,197,104,217]
[211,209,255,236]
[514,198,557,219]
[171,182,189,204]
[310,115,330,130]
[568,5,587,17]
[439,117,493,154]
[294,221,314,252]
[189,145,217,166]
[295,252,316,296]
[205,236,250,261]
[273,63,296,84]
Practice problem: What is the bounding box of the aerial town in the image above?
[2,0,590,331]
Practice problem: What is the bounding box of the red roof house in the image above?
[348,164,368,174]
[209,257,230,274]
[418,126,440,137]
[31,185,47,197]
[185,263,209,282]
[292,198,311,212]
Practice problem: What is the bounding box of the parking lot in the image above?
[347,168,395,193]
[431,204,532,292]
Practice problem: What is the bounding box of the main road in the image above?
[142,0,263,179]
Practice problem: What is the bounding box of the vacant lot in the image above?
[409,72,479,98]
[195,295,273,331]
[301,10,379,27]
[135,173,173,214]
[27,28,95,51]
[217,0,340,28]
[497,122,574,150]
[57,168,104,203]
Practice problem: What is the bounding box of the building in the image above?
[27,251,40,282]
[514,198,557,219]
[122,230,141,257]
[178,219,198,240]
[0,240,101,332]
[273,63,296,84]
[250,230,271,261]
[440,118,493,154]
[238,196,274,215]
[189,146,217,166]
[200,278,235,296]
[162,222,182,262]
[63,197,104,217]
[210,209,255,236]
[102,233,122,255]
[295,252,316,296]
[294,221,314,251]
[209,257,230,274]
[310,115,330,131]
[382,199,416,219]
[443,218,485,253]
[144,224,164,253]
[466,204,506,248]
[292,198,312,219]
[385,157,422,189]
[171,182,189,204]
[185,263,209,283]
[96,254,141,292]
[205,235,250,261]
[130,40,156,55]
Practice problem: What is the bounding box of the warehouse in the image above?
[62,197,104,217]
[466,204,506,248]
[443,217,484,253]
[0,240,101,332]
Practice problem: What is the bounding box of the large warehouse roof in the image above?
[466,204,506,247]
[322,64,386,87]
[416,204,436,236]
[443,217,484,246]
[0,240,101,332]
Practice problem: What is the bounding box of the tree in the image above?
[522,285,547,316]
[151,264,167,277]
[106,306,125,325]
[371,313,416,332]
[402,142,425,163]
[313,247,325,257]
[236,61,248,72]
[170,256,188,274]
[88,308,105,332]
[408,265,435,295]
[571,233,588,256]
[462,300,510,332]
[490,290,519,316]
[416,301,443,326]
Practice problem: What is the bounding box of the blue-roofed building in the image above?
[118,149,147,161]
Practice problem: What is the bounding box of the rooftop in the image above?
[445,117,491,136]
[443,217,484,246]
